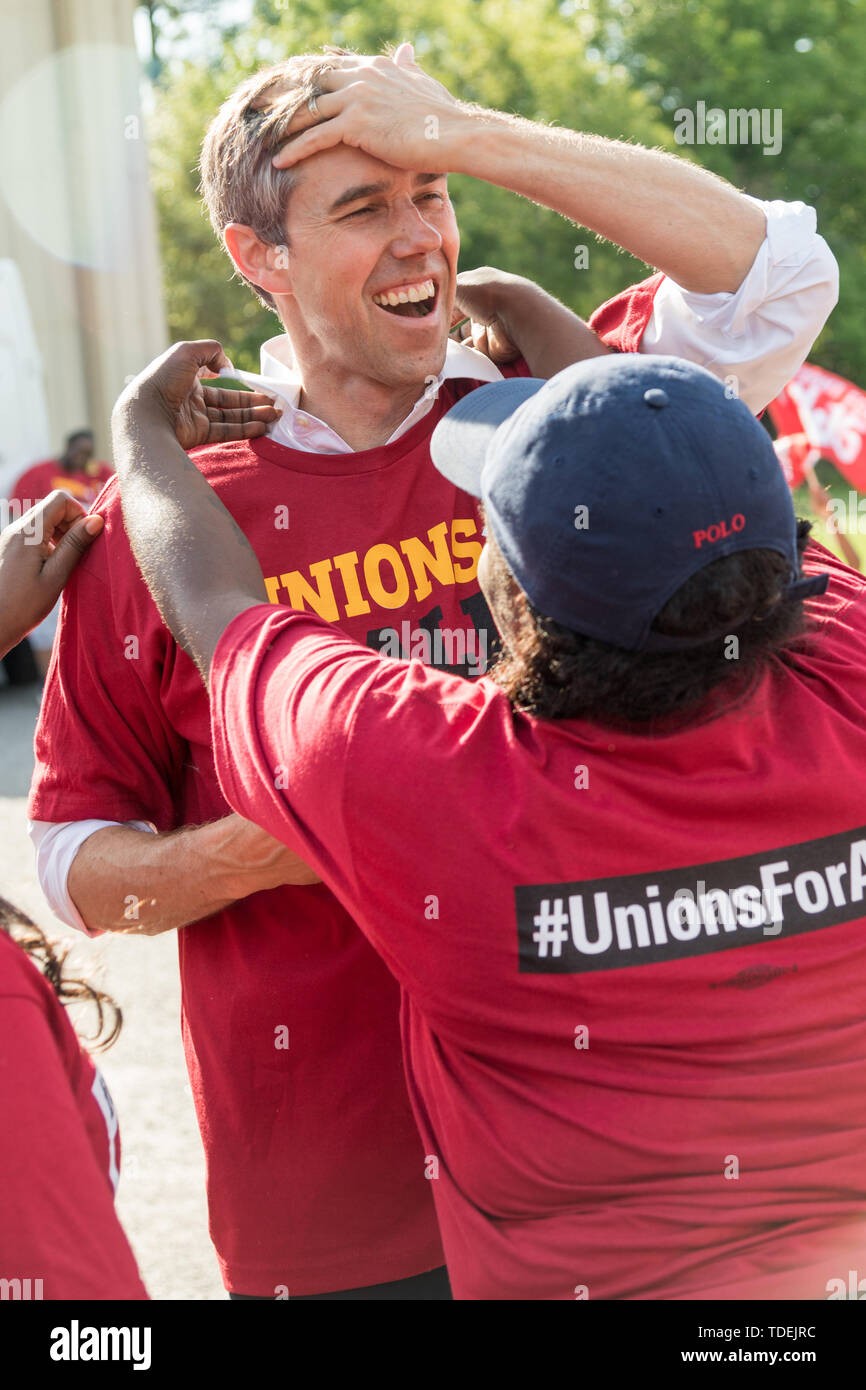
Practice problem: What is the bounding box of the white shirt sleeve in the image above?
[640,198,839,414]
[29,819,157,937]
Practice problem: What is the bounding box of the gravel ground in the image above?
[0,679,225,1300]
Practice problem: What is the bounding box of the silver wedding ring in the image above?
[307,92,320,119]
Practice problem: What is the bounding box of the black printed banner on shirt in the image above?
[515,825,866,973]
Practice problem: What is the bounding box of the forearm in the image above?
[501,277,611,376]
[67,820,292,935]
[111,391,267,682]
[454,115,767,294]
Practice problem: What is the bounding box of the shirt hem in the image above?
[219,1242,446,1299]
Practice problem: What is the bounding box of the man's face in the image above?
[279,146,459,388]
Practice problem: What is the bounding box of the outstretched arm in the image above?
[111,341,270,684]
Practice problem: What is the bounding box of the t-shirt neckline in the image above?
[250,385,462,477]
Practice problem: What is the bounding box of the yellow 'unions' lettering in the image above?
[280,559,339,622]
[332,551,371,617]
[451,518,483,580]
[364,543,410,609]
[400,522,454,601]
[264,517,482,618]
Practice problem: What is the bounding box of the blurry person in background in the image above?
[11,430,114,513]
[4,432,113,681]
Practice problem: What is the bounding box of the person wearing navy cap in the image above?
[112,340,866,1302]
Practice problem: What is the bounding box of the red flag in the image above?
[767,364,866,492]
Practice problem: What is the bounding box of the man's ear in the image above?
[223,223,292,298]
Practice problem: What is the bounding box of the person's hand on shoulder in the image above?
[450,267,523,364]
[450,266,611,377]
[0,492,104,659]
[122,341,283,451]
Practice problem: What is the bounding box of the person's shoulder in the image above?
[358,660,510,749]
[803,539,866,614]
[187,438,263,482]
[91,437,261,523]
[795,539,866,660]
[0,928,88,1096]
[0,927,53,1011]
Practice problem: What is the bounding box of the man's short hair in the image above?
[199,45,358,310]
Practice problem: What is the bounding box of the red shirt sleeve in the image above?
[209,605,360,877]
[209,603,485,910]
[0,940,148,1299]
[588,273,665,353]
[28,483,189,827]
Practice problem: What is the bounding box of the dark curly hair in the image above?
[0,895,122,1051]
[488,518,815,730]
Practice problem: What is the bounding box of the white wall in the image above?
[0,0,167,470]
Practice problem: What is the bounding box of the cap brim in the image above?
[430,376,546,496]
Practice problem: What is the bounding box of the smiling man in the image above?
[28,42,837,1301]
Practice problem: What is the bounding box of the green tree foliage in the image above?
[586,0,866,381]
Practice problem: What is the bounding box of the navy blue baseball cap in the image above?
[430,354,827,651]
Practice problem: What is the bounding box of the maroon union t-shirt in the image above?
[209,542,866,1300]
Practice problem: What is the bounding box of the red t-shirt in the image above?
[0,928,147,1299]
[209,542,866,1301]
[11,459,114,512]
[28,286,658,1294]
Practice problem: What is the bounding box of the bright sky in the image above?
[133,0,255,67]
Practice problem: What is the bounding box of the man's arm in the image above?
[272,47,766,295]
[65,815,318,936]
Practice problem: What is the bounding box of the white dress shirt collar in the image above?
[221,335,506,454]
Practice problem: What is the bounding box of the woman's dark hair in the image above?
[0,895,122,1051]
[488,519,815,729]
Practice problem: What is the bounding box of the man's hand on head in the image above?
[270,42,470,174]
